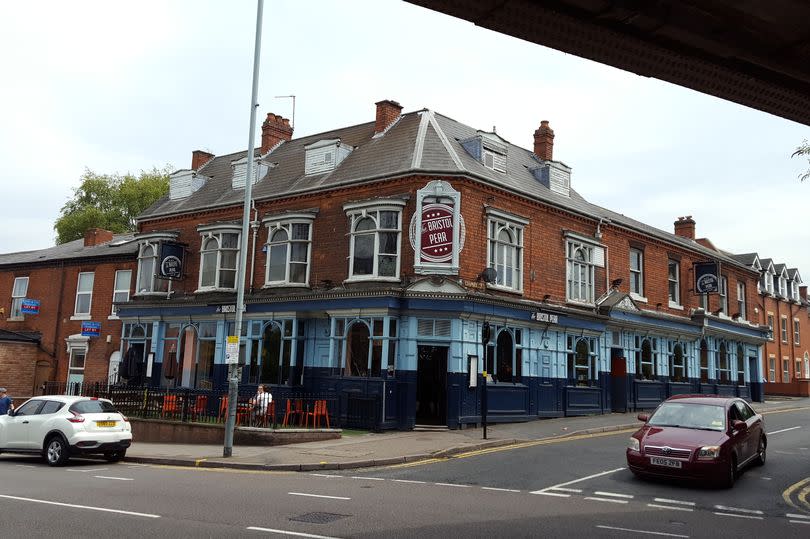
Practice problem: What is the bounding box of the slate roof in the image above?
[137,108,755,272]
[730,253,759,267]
[0,234,138,267]
[0,329,40,343]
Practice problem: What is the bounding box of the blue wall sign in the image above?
[21,299,40,314]
[694,261,720,294]
[81,321,101,337]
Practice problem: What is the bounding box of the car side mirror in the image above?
[7,409,14,416]
[637,413,649,422]
[731,419,747,432]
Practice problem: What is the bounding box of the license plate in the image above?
[96,421,117,428]
[650,456,682,468]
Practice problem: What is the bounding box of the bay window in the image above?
[487,212,525,292]
[197,226,240,291]
[344,200,404,281]
[264,214,314,286]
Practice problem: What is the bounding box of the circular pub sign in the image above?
[419,203,455,263]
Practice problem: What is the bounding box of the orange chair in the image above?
[256,401,276,428]
[282,398,304,427]
[191,395,209,421]
[218,396,249,425]
[303,400,330,429]
[161,395,179,419]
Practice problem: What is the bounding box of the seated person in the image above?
[249,384,272,425]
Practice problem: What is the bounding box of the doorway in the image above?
[610,348,628,412]
[416,345,447,425]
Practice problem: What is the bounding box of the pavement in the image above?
[125,396,810,471]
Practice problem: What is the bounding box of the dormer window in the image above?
[305,139,352,175]
[460,132,507,173]
[779,276,788,297]
[169,170,207,200]
[530,161,572,197]
[231,156,270,189]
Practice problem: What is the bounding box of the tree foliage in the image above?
[793,139,810,182]
[54,166,172,244]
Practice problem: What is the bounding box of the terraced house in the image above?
[2,100,771,428]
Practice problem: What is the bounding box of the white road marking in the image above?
[654,498,695,506]
[534,491,570,498]
[713,505,763,515]
[288,492,350,501]
[789,520,810,525]
[434,483,470,488]
[584,496,628,504]
[647,503,694,512]
[594,491,634,499]
[713,512,763,520]
[349,476,385,481]
[15,464,36,468]
[596,525,688,538]
[392,479,426,484]
[247,527,343,539]
[309,473,340,478]
[550,487,582,493]
[67,468,108,473]
[767,426,802,435]
[787,513,810,520]
[0,494,159,519]
[531,467,625,494]
[93,476,134,481]
[481,487,521,493]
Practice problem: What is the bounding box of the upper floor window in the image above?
[566,240,595,304]
[719,276,728,314]
[74,272,94,317]
[198,228,240,291]
[629,248,644,297]
[488,218,523,292]
[781,317,788,343]
[794,319,801,345]
[10,276,29,319]
[345,201,404,281]
[136,242,169,295]
[264,216,314,287]
[778,276,788,297]
[111,270,131,317]
[736,282,746,319]
[667,259,680,306]
[767,314,774,341]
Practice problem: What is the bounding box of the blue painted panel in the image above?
[716,385,736,397]
[700,383,718,395]
[667,382,693,397]
[564,386,602,416]
[737,385,751,400]
[633,379,666,410]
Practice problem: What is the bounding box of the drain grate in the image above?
[289,512,350,524]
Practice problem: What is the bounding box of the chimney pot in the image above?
[192,150,215,170]
[533,120,555,161]
[374,99,403,134]
[83,228,114,247]
[261,112,293,155]
[674,216,696,240]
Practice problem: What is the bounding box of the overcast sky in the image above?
[1,0,807,276]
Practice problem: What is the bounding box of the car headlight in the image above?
[628,437,640,452]
[697,446,720,459]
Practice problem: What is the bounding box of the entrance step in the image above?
[414,424,450,432]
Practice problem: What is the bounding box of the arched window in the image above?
[636,338,656,380]
[198,230,240,290]
[496,330,514,383]
[264,216,313,286]
[567,242,594,303]
[568,338,593,386]
[346,204,402,280]
[718,342,730,383]
[737,344,745,385]
[260,323,292,385]
[488,219,523,291]
[346,322,371,377]
[699,339,709,383]
[669,343,686,382]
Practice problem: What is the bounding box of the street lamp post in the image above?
[224,0,264,458]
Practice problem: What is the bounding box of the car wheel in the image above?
[44,435,70,467]
[104,449,126,463]
[720,455,736,489]
[754,436,766,466]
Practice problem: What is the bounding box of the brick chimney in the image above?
[191,150,215,170]
[533,120,555,161]
[674,216,696,239]
[83,228,114,247]
[374,99,402,135]
[261,113,293,155]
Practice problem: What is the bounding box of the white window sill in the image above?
[6,317,24,322]
[668,301,684,310]
[195,287,237,293]
[133,292,168,297]
[263,282,310,288]
[70,315,91,321]
[566,299,595,308]
[108,315,120,320]
[344,277,401,284]
[630,293,648,303]
[486,284,523,296]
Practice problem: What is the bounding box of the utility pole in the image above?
[224,0,264,458]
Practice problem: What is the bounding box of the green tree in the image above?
[793,139,809,182]
[54,166,172,244]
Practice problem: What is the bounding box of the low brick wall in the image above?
[129,418,341,445]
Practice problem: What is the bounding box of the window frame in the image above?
[736,281,746,319]
[566,239,596,304]
[782,358,790,383]
[135,239,171,296]
[629,248,644,298]
[667,259,680,306]
[719,275,728,315]
[667,341,687,382]
[344,200,405,282]
[110,269,132,318]
[10,276,29,319]
[780,316,788,343]
[330,315,398,378]
[634,336,657,381]
[73,272,94,318]
[794,319,800,345]
[196,225,242,292]
[566,335,598,387]
[768,357,776,382]
[263,214,315,287]
[767,314,774,341]
[487,215,525,293]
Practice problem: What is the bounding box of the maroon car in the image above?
[626,395,766,488]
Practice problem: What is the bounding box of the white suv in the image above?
[0,395,132,466]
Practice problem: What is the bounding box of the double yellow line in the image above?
[783,477,810,513]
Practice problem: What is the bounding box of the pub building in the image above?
[116,100,767,429]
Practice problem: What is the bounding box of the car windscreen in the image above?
[648,403,726,431]
[69,400,118,414]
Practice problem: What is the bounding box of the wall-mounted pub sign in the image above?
[159,242,184,279]
[694,261,720,294]
[409,180,466,274]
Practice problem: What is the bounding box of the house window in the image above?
[667,342,686,382]
[717,342,730,383]
[635,337,657,380]
[74,272,94,317]
[794,320,801,345]
[736,344,745,385]
[765,272,774,294]
[778,276,788,297]
[566,240,595,303]
[767,315,774,341]
[783,358,790,383]
[346,204,403,280]
[136,243,168,294]
[333,317,397,378]
[111,270,131,316]
[629,248,644,297]
[804,352,809,379]
[488,218,523,291]
[700,340,709,383]
[719,276,728,314]
[781,317,788,343]
[265,219,313,286]
[736,282,746,319]
[667,259,680,305]
[567,335,597,387]
[768,357,775,382]
[198,230,240,290]
[10,276,29,319]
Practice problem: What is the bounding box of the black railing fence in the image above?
[42,381,378,430]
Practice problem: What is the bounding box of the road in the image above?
[1,408,808,538]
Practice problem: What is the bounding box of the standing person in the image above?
[0,388,13,415]
[249,384,272,426]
